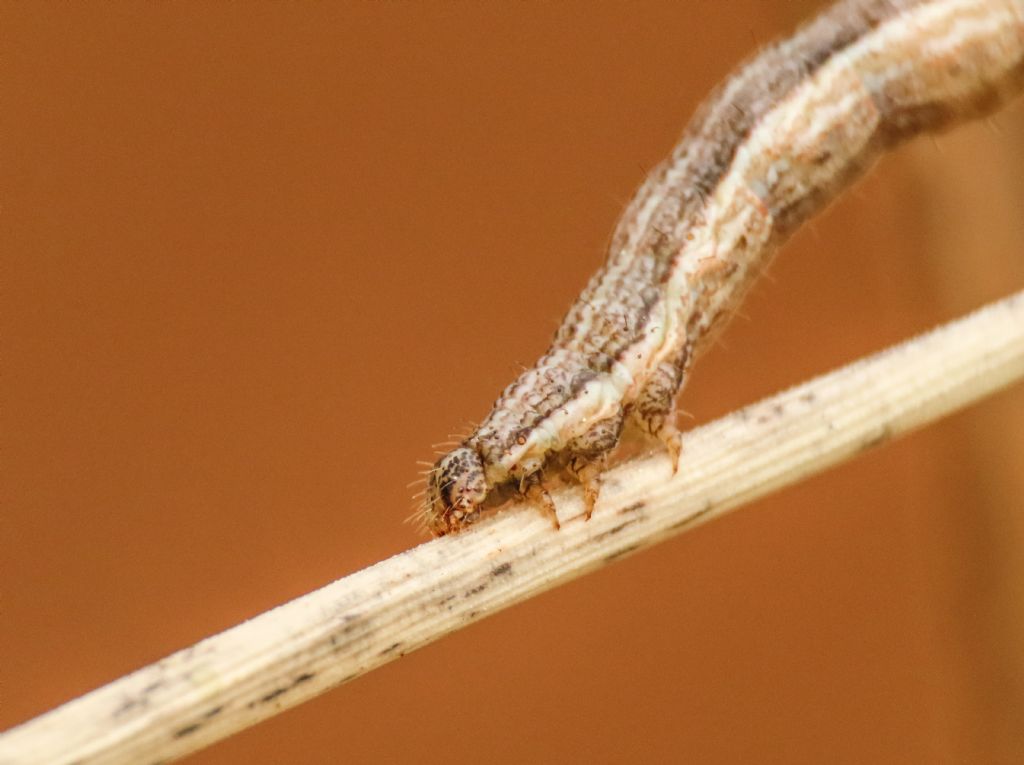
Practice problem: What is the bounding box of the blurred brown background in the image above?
[4,1,1023,762]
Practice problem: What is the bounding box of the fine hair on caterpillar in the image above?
[420,0,1024,536]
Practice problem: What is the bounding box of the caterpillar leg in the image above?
[565,410,625,520]
[519,472,560,530]
[630,345,692,473]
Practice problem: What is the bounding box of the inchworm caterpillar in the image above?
[421,0,1024,536]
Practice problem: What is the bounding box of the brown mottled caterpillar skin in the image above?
[424,0,1024,536]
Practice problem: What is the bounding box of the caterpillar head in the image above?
[425,446,489,536]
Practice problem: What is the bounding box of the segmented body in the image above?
[424,0,1024,536]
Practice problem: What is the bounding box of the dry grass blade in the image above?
[1,290,1023,764]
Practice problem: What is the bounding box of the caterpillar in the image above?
[421,0,1024,536]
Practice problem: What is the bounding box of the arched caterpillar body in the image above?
[423,0,1024,536]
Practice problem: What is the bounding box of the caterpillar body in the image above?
[422,0,1024,536]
